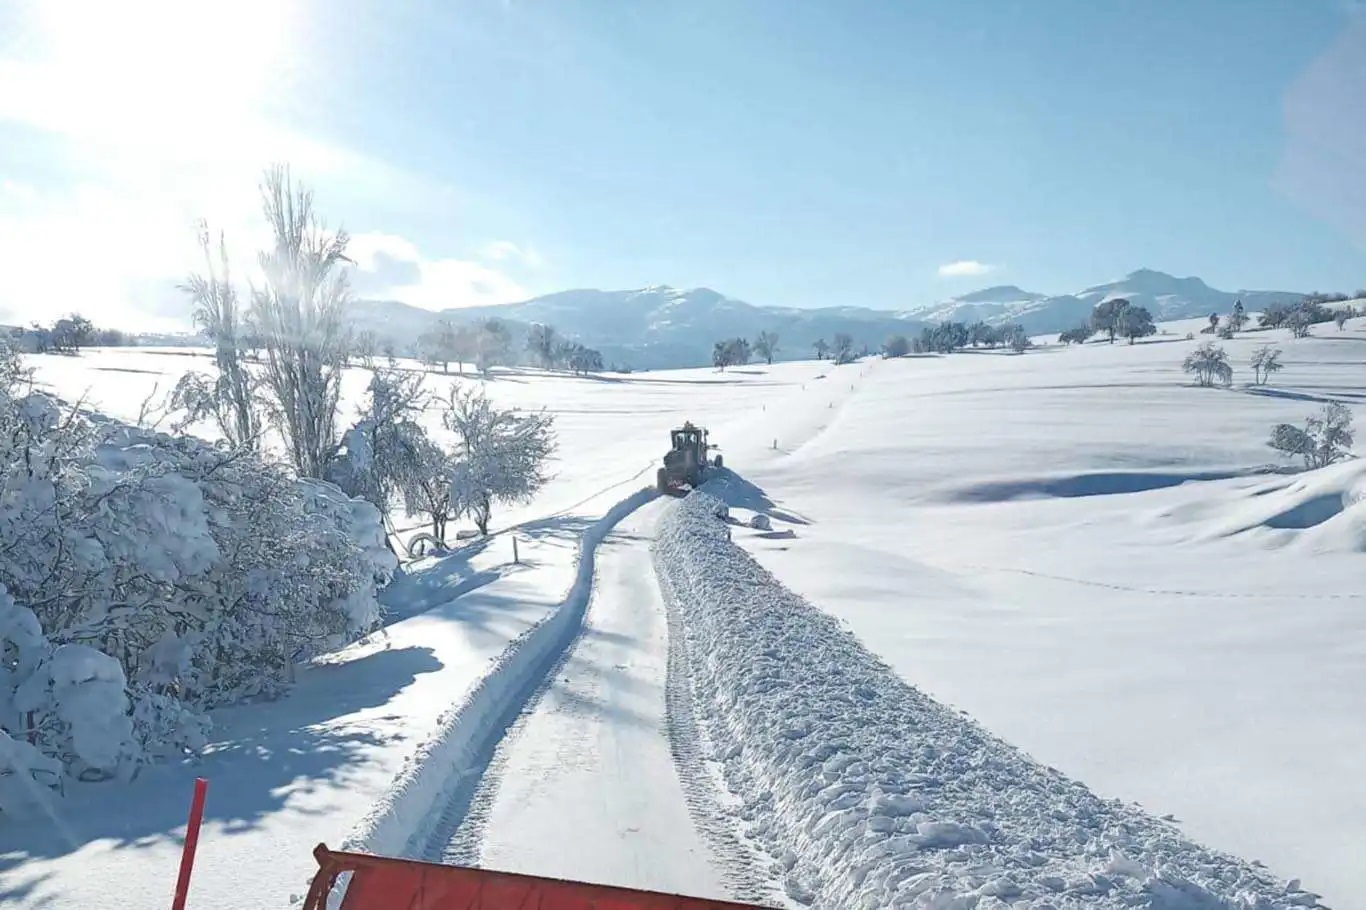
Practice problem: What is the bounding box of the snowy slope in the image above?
[8,320,1362,907]
[349,286,920,370]
[906,269,1306,334]
[732,317,1366,908]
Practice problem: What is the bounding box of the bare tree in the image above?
[883,334,910,357]
[753,330,779,365]
[813,338,830,361]
[178,221,260,450]
[249,165,351,479]
[1335,309,1351,331]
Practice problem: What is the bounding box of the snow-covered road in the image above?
[437,500,741,902]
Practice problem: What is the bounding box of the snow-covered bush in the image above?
[1182,342,1232,387]
[1269,402,1355,469]
[1251,345,1284,385]
[0,344,395,804]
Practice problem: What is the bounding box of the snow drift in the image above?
[653,490,1324,909]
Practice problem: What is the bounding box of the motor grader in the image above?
[656,421,721,494]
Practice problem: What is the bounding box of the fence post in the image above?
[171,777,209,910]
[513,536,520,564]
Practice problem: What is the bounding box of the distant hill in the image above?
[346,270,1309,369]
[903,269,1306,335]
[347,286,921,370]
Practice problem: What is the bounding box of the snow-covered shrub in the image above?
[1251,345,1284,385]
[1270,403,1355,470]
[1182,342,1232,387]
[0,345,395,800]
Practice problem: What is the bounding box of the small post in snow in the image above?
[513,536,520,564]
[171,777,209,910]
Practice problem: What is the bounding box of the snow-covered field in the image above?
[4,316,1362,908]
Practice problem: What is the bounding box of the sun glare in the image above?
[27,0,295,151]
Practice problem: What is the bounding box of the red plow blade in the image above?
[304,844,771,910]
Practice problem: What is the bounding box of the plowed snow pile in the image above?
[655,491,1323,909]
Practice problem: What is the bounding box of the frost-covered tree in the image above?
[1058,325,1091,346]
[175,222,260,450]
[1091,299,1129,344]
[713,338,751,370]
[883,334,910,358]
[1269,402,1354,469]
[753,330,779,365]
[1229,300,1248,332]
[1335,309,1351,331]
[1182,342,1232,387]
[475,319,512,374]
[1005,324,1031,353]
[50,314,95,353]
[249,166,351,479]
[402,437,461,545]
[832,332,856,364]
[527,323,559,369]
[442,386,556,534]
[325,366,434,527]
[1116,304,1155,344]
[563,343,604,375]
[1287,308,1314,339]
[1250,345,1283,385]
[813,338,829,361]
[418,320,460,373]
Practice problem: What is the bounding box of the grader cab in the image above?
[657,422,721,494]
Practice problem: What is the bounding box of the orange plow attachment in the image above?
[303,844,772,910]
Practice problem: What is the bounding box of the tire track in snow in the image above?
[339,487,659,871]
[440,499,766,901]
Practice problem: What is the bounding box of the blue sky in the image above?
[1,0,1363,328]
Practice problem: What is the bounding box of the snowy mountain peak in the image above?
[953,284,1046,304]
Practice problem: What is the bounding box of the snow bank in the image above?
[654,490,1324,909]
[333,488,658,889]
[1160,459,1366,552]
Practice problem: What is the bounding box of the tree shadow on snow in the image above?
[1239,386,1354,405]
[0,644,443,869]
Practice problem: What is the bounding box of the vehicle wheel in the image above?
[714,454,723,469]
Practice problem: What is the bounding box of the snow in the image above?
[731,320,1366,907]
[436,499,747,902]
[6,317,1364,908]
[655,489,1322,909]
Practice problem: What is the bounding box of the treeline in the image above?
[9,314,133,353]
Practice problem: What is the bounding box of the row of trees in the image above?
[1056,298,1157,346]
[10,315,131,354]
[889,320,1030,355]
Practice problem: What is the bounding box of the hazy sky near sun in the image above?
[1,0,1364,330]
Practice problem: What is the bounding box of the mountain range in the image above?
[347,269,1307,370]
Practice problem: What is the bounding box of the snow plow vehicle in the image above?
[656,422,721,494]
[303,843,767,909]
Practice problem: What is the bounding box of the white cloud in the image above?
[350,232,531,310]
[937,260,996,278]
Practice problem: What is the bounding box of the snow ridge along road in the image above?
[434,498,766,903]
[338,488,659,871]
[654,487,1326,910]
